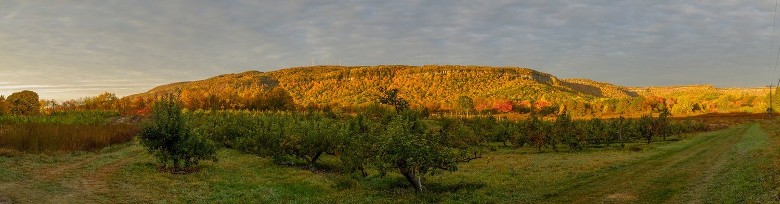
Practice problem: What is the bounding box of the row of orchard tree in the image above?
[481,111,708,152]
[142,96,482,191]
[451,94,765,118]
[139,90,708,192]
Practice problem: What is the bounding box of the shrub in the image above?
[139,96,218,172]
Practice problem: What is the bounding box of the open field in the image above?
[1,119,778,203]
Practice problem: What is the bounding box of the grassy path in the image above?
[0,145,144,203]
[546,123,772,203]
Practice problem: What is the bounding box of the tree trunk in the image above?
[173,158,180,171]
[308,151,324,169]
[401,168,423,192]
[358,166,368,177]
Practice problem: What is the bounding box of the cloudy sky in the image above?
[0,0,777,100]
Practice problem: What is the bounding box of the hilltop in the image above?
[129,65,622,109]
[123,65,769,116]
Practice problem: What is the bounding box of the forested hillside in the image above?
[266,65,597,109]
[628,85,767,115]
[115,65,769,116]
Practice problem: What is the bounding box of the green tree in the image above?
[585,118,606,146]
[613,116,628,149]
[376,110,478,191]
[492,120,516,147]
[339,113,381,177]
[654,109,671,141]
[637,115,654,144]
[377,87,409,112]
[511,120,529,148]
[140,95,218,172]
[7,90,40,116]
[456,95,474,114]
[232,113,290,162]
[555,113,580,151]
[280,114,341,169]
[527,115,547,152]
[265,87,296,110]
[469,116,497,145]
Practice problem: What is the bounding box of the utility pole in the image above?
[769,85,774,118]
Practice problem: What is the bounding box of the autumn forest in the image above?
[0,65,769,118]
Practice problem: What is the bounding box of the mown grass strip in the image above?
[704,122,775,203]
[544,124,749,203]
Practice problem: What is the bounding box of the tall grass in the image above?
[0,110,120,125]
[0,122,138,153]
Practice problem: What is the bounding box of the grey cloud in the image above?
[0,0,775,100]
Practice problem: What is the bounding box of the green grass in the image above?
[703,121,778,202]
[1,122,780,203]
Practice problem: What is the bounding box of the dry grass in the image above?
[0,122,138,153]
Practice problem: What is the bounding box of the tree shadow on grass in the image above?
[367,176,486,202]
[273,159,343,174]
[424,181,487,193]
[372,176,486,191]
[135,161,204,174]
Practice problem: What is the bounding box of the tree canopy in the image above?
[7,90,40,116]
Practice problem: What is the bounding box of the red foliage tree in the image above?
[493,100,514,113]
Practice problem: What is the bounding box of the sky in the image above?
[0,0,777,100]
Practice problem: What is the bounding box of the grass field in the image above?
[1,120,779,203]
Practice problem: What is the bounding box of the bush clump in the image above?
[140,96,218,172]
